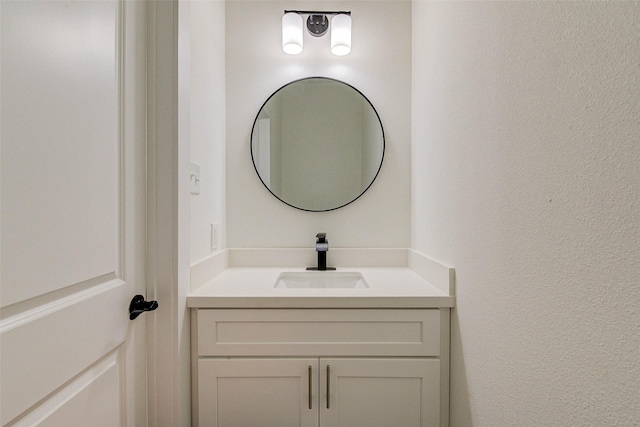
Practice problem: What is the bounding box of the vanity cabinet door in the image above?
[319,358,441,427]
[198,358,319,427]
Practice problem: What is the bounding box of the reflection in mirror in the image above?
[251,77,384,211]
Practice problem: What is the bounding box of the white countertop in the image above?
[187,267,455,309]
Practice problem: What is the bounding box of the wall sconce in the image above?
[282,10,352,56]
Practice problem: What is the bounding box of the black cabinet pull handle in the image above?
[326,365,330,409]
[129,295,158,320]
[308,365,313,409]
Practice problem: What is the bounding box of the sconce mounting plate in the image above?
[306,14,329,37]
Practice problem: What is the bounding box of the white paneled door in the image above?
[1,1,148,425]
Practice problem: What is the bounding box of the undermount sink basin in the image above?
[274,272,369,289]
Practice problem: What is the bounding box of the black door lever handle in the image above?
[129,294,159,320]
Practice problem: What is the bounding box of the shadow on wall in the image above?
[450,307,473,426]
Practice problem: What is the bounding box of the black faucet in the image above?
[307,233,336,271]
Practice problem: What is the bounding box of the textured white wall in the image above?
[412,2,640,425]
[226,1,411,248]
[190,1,227,263]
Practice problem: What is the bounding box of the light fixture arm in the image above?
[283,10,351,16]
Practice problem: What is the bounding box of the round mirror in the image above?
[251,77,385,212]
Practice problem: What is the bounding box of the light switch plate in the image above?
[190,163,200,194]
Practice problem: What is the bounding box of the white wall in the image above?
[190,1,227,264]
[226,1,412,248]
[412,2,640,425]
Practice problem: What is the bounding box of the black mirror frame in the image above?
[250,76,385,212]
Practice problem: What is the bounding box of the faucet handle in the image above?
[316,233,327,243]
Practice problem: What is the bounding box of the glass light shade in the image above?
[282,12,303,55]
[331,14,351,56]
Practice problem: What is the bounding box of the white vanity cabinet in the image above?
[191,308,450,427]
